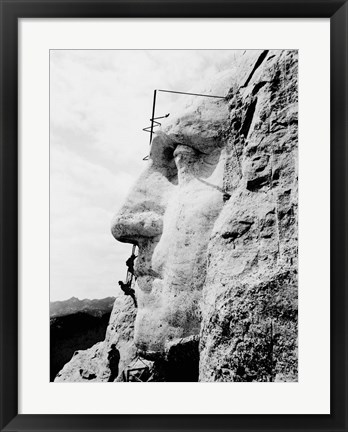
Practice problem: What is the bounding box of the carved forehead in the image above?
[159,96,229,153]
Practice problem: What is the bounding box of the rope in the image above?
[142,113,170,160]
[143,114,170,137]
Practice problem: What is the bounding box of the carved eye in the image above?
[172,145,200,182]
[173,145,198,164]
[162,146,175,162]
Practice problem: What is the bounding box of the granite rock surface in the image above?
[55,50,298,382]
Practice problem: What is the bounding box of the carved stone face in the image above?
[111,95,229,357]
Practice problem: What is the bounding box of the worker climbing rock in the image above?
[118,280,137,308]
[126,252,137,278]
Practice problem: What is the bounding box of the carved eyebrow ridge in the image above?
[173,143,209,156]
[167,135,211,156]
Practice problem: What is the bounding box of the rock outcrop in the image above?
[55,295,136,382]
[50,310,111,381]
[199,50,298,382]
[55,50,298,382]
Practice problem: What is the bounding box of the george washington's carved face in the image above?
[111,94,229,357]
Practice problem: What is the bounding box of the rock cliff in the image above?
[199,50,298,382]
[55,50,298,382]
[55,295,136,382]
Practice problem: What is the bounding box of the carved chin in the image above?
[133,290,201,358]
[133,310,168,358]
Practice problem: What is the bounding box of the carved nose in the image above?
[111,165,167,244]
[111,207,163,244]
[111,133,177,245]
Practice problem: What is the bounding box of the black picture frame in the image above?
[1,1,347,431]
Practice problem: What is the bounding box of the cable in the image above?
[157,89,225,99]
[142,88,227,160]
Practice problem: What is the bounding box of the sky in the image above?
[50,50,238,301]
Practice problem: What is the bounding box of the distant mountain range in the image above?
[50,311,112,381]
[50,296,115,381]
[50,296,115,318]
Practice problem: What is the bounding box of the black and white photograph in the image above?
[50,49,298,383]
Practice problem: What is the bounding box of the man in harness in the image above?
[125,252,137,278]
[118,280,137,308]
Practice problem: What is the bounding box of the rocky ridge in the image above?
[50,296,115,318]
